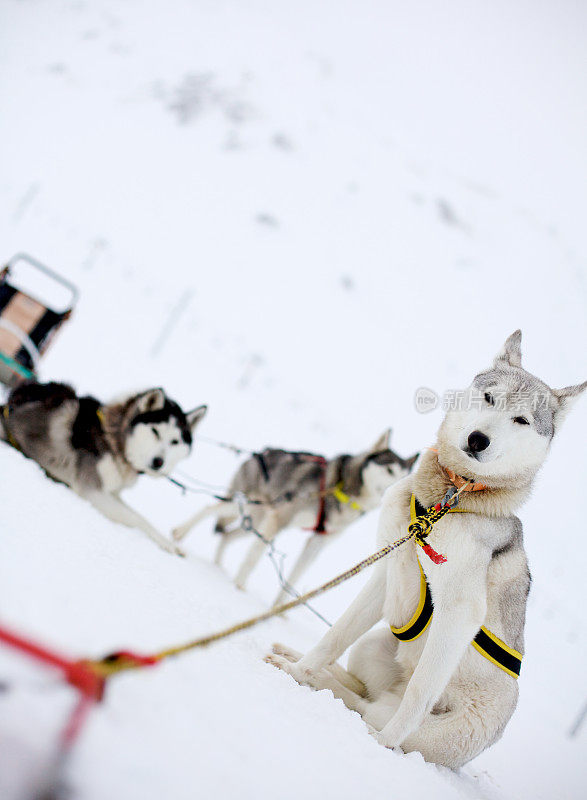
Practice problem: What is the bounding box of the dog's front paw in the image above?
[370,728,403,753]
[373,718,408,751]
[265,645,334,691]
[160,540,186,557]
[264,650,308,685]
[271,643,303,662]
[371,730,404,755]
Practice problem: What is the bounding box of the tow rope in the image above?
[1,487,521,696]
[0,534,406,768]
[0,481,473,688]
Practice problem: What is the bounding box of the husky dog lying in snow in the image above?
[266,331,586,768]
[173,430,418,602]
[1,381,207,556]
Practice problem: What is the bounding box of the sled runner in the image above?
[0,253,78,387]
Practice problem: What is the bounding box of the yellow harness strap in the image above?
[332,482,363,512]
[390,494,523,679]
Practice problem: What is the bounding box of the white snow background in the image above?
[0,1,586,798]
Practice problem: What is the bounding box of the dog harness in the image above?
[303,455,363,535]
[313,473,364,533]
[390,495,523,679]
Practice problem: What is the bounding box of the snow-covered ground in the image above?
[0,1,585,798]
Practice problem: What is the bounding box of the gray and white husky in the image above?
[266,331,586,767]
[173,430,418,602]
[1,381,207,555]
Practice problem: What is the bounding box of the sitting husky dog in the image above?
[266,331,586,767]
[173,430,418,601]
[1,381,207,556]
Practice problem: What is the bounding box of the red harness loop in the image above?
[0,624,105,700]
[98,649,160,670]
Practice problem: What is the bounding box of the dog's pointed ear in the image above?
[371,428,392,452]
[493,330,522,368]
[136,388,166,414]
[553,381,587,429]
[186,404,207,430]
[404,452,420,471]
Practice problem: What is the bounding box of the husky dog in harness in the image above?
[266,331,586,768]
[1,381,207,556]
[173,430,418,601]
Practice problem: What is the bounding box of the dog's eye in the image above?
[484,392,494,406]
[152,427,160,439]
[171,439,179,445]
[513,416,529,425]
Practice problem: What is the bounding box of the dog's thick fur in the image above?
[1,381,207,555]
[173,431,418,602]
[266,331,586,767]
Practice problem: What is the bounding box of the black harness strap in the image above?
[472,628,522,678]
[391,574,434,642]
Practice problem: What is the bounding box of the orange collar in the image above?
[441,466,488,492]
[428,447,489,492]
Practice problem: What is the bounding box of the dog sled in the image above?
[0,253,79,388]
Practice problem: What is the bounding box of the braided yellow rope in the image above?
[87,480,476,678]
[90,532,414,677]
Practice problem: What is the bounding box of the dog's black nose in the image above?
[468,431,490,452]
[151,457,164,471]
